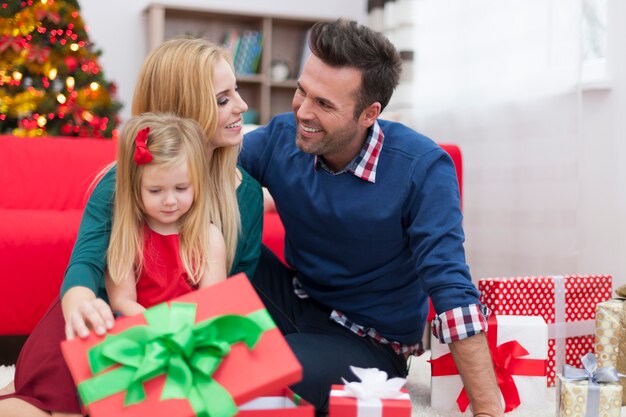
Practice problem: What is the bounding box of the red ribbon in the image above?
[26,45,51,64]
[34,9,61,24]
[0,35,27,53]
[430,314,546,413]
[134,127,152,165]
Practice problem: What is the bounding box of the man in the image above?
[239,19,503,417]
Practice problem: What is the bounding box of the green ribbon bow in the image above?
[77,302,275,417]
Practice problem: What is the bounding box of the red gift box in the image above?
[61,273,302,417]
[237,388,313,417]
[430,314,547,413]
[329,384,411,417]
[478,275,612,386]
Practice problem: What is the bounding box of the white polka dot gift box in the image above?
[430,314,548,413]
[478,275,613,387]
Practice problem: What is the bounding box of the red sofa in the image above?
[0,135,116,335]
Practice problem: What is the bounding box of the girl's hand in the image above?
[61,286,115,340]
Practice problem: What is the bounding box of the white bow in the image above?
[341,366,407,400]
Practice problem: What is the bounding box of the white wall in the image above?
[409,1,626,288]
[577,0,626,287]
[78,0,367,121]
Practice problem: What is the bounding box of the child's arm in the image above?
[105,270,145,317]
[198,223,228,288]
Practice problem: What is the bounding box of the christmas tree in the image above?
[0,0,121,138]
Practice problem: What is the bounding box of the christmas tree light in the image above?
[0,0,121,138]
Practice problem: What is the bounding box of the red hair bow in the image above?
[133,127,152,165]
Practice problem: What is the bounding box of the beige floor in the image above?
[2,359,622,416]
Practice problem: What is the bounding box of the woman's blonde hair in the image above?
[131,37,240,272]
[108,112,215,285]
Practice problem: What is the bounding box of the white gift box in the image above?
[430,315,548,413]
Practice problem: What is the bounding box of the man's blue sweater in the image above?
[240,113,480,345]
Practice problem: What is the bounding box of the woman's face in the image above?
[210,58,248,150]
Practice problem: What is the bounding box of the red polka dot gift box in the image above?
[478,275,612,387]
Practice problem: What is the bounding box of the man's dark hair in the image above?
[308,19,402,118]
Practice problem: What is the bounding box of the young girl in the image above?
[106,112,227,316]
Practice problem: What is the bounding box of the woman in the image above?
[0,38,263,417]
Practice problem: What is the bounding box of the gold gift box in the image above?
[595,297,626,404]
[558,377,622,417]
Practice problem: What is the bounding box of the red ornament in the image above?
[60,124,73,135]
[80,60,100,75]
[20,119,37,129]
[65,56,78,72]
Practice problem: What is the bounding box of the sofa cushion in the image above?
[0,136,116,210]
[0,208,83,334]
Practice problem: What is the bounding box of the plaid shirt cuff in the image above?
[431,303,490,344]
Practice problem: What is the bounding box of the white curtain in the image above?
[413,0,583,115]
[402,1,607,280]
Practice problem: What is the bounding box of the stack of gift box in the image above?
[431,274,626,417]
[60,269,626,417]
[60,273,414,417]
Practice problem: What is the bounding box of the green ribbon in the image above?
[77,302,275,417]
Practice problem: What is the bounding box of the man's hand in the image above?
[61,286,115,340]
[449,333,504,417]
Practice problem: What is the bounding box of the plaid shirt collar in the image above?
[314,120,384,183]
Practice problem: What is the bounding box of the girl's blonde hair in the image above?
[131,37,240,272]
[108,112,215,285]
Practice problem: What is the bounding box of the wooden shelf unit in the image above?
[145,4,327,124]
